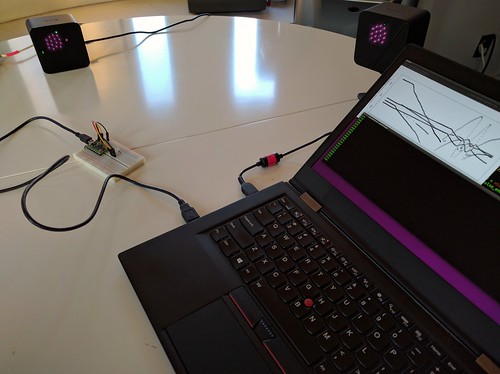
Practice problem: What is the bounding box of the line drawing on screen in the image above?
[367,74,500,183]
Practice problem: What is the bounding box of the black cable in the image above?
[481,34,496,75]
[85,13,210,45]
[21,155,199,232]
[0,115,93,144]
[0,116,93,194]
[281,132,333,158]
[0,176,38,194]
[238,131,332,196]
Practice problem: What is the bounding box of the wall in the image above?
[0,0,115,23]
[418,0,500,78]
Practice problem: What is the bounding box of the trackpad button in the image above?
[166,298,272,374]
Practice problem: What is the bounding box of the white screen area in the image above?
[361,65,500,185]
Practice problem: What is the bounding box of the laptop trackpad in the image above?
[166,298,272,374]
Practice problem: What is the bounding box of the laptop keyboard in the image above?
[209,195,462,373]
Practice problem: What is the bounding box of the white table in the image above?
[0,15,378,373]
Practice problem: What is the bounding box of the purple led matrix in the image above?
[368,23,390,46]
[44,32,67,52]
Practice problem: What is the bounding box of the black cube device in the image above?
[354,3,430,73]
[26,14,90,74]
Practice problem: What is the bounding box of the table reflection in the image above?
[132,17,175,108]
[232,18,275,101]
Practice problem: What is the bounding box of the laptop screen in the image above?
[312,60,500,324]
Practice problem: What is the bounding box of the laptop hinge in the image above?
[476,354,500,374]
[300,192,322,212]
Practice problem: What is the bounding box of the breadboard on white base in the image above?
[74,140,144,180]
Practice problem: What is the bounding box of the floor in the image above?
[0,0,295,41]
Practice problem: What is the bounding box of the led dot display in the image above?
[368,23,390,46]
[43,31,68,52]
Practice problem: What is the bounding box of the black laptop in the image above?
[119,45,500,374]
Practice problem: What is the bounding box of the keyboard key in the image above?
[319,255,337,272]
[352,313,374,334]
[246,245,265,262]
[426,343,445,361]
[337,298,359,318]
[230,254,248,270]
[359,296,380,315]
[276,211,293,225]
[311,270,331,288]
[276,255,295,273]
[345,282,365,300]
[331,349,355,372]
[443,358,460,372]
[278,196,295,210]
[340,328,363,350]
[255,232,273,247]
[290,209,303,219]
[384,348,407,371]
[296,232,315,247]
[337,255,350,268]
[299,257,319,274]
[314,297,333,316]
[268,222,285,237]
[384,301,399,316]
[374,312,396,331]
[371,364,391,374]
[308,225,321,236]
[316,234,331,247]
[299,282,321,299]
[304,313,326,335]
[390,328,413,349]
[298,216,312,227]
[285,221,302,236]
[255,257,274,274]
[428,364,447,374]
[266,243,285,259]
[317,330,339,353]
[239,266,259,283]
[408,346,433,368]
[288,268,307,286]
[359,276,373,290]
[324,283,344,302]
[240,213,263,235]
[328,246,342,257]
[348,265,362,278]
[371,288,389,303]
[253,207,274,226]
[226,220,254,248]
[307,243,327,260]
[266,271,286,288]
[396,312,413,329]
[289,245,307,261]
[332,268,352,286]
[367,330,390,352]
[210,227,228,241]
[315,360,336,374]
[266,201,283,215]
[218,238,239,257]
[277,284,299,303]
[409,327,427,344]
[277,233,295,249]
[356,346,379,369]
[290,299,311,319]
[325,312,349,332]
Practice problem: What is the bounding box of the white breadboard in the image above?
[74,140,144,180]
